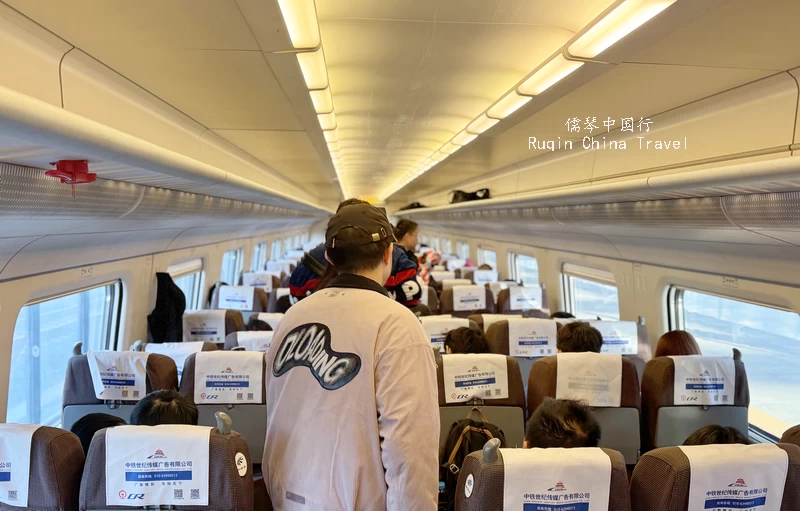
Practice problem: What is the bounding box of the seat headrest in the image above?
[63,353,178,406]
[144,341,218,383]
[183,310,244,344]
[419,316,480,352]
[0,425,84,511]
[527,354,641,415]
[641,355,749,449]
[441,278,472,290]
[456,444,631,511]
[496,285,548,314]
[436,354,525,409]
[631,444,800,510]
[483,317,558,357]
[781,425,800,447]
[241,272,281,291]
[471,269,498,285]
[224,331,274,352]
[439,287,496,318]
[211,286,269,312]
[80,426,253,511]
[179,352,267,404]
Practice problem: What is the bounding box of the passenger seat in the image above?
[183,310,245,348]
[455,438,631,511]
[62,350,178,430]
[210,285,269,312]
[0,424,84,511]
[439,285,496,318]
[495,284,550,316]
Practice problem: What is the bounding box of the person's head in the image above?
[655,330,702,358]
[336,198,369,212]
[393,219,419,251]
[478,264,493,270]
[444,327,490,354]
[524,398,601,448]
[550,311,575,319]
[683,425,750,446]
[130,390,199,426]
[325,203,395,283]
[70,413,126,455]
[246,318,272,331]
[557,322,603,353]
[412,304,433,317]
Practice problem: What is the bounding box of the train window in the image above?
[270,240,282,261]
[168,259,204,309]
[443,239,453,256]
[220,248,244,286]
[478,248,497,269]
[284,235,292,252]
[513,254,540,286]
[6,281,121,425]
[251,242,267,272]
[671,288,800,439]
[419,233,429,246]
[562,264,620,320]
[293,234,301,248]
[457,241,470,261]
[431,237,440,251]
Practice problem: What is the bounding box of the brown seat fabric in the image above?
[631,444,800,511]
[62,353,178,406]
[527,355,641,419]
[439,287,496,318]
[0,427,84,511]
[495,287,551,315]
[641,356,749,452]
[178,353,267,403]
[436,355,525,412]
[211,287,269,313]
[781,425,800,447]
[484,320,561,356]
[425,286,440,313]
[455,447,631,511]
[266,290,292,313]
[79,428,253,511]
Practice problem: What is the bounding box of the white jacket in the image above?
[263,273,440,510]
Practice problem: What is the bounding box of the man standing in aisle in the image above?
[263,203,440,510]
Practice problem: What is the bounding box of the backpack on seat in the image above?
[439,409,506,510]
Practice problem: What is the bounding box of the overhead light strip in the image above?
[378,0,679,202]
[277,0,349,198]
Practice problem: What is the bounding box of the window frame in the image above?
[168,259,205,310]
[561,264,619,320]
[220,248,244,286]
[251,242,267,272]
[8,280,122,425]
[478,247,497,268]
[511,253,540,286]
[443,238,453,256]
[456,241,470,261]
[668,285,797,442]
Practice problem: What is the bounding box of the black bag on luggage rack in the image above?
[450,188,490,204]
[439,409,506,510]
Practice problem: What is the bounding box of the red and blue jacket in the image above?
[289,244,422,307]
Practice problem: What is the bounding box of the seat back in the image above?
[179,352,267,461]
[471,269,498,286]
[240,272,281,291]
[496,285,550,315]
[419,285,440,313]
[590,318,652,379]
[62,353,178,431]
[486,281,518,304]
[419,315,480,353]
[430,270,456,282]
[781,425,800,447]
[455,440,631,511]
[631,444,800,511]
[641,355,749,451]
[441,278,471,290]
[527,354,642,463]
[142,341,218,384]
[80,424,253,511]
[439,286,496,318]
[468,314,522,333]
[436,354,526,449]
[183,310,245,348]
[266,288,291,312]
[0,425,84,511]
[223,331,274,352]
[446,258,467,271]
[210,285,268,313]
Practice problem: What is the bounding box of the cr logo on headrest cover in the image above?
[273,323,361,390]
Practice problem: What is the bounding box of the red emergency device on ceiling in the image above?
[45,160,97,196]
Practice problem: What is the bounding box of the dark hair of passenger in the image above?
[683,425,750,446]
[478,264,493,270]
[70,413,126,455]
[313,264,339,292]
[524,398,601,449]
[393,219,418,241]
[444,327,490,354]
[326,237,392,274]
[246,318,272,331]
[412,304,433,317]
[557,322,603,353]
[550,311,575,319]
[655,329,702,358]
[130,389,199,426]
[336,198,369,212]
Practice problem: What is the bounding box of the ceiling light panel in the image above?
[487,90,532,119]
[466,114,500,135]
[310,87,334,113]
[518,55,584,96]
[318,111,336,130]
[569,0,678,57]
[276,0,321,49]
[297,49,329,90]
[452,130,478,146]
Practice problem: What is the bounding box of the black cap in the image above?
[326,203,396,248]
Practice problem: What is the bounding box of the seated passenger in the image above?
[443,327,490,354]
[654,329,701,357]
[246,318,272,331]
[289,199,422,307]
[683,425,750,446]
[130,389,198,426]
[550,311,575,319]
[70,413,126,455]
[557,321,603,353]
[523,398,601,448]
